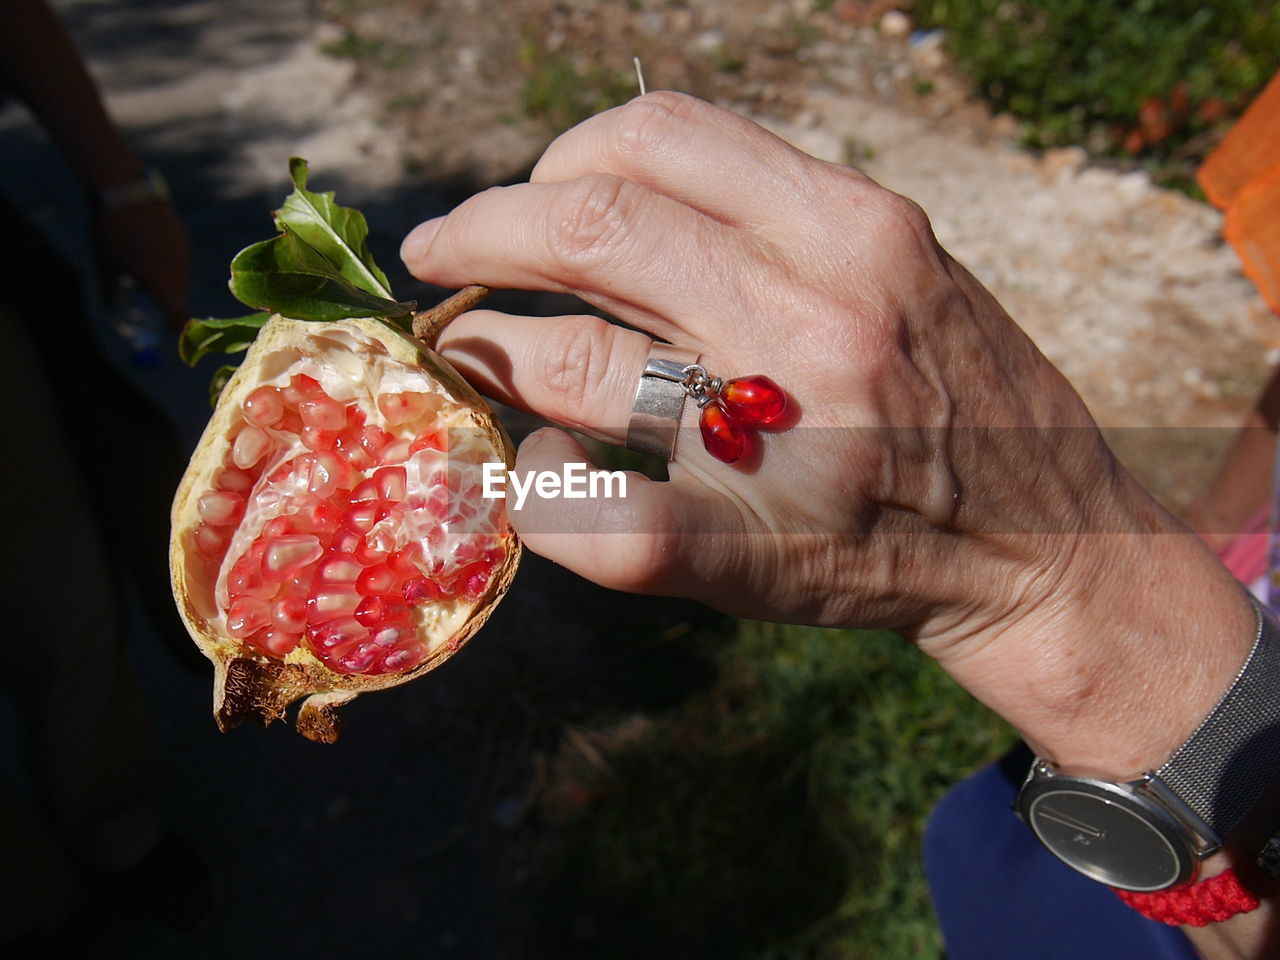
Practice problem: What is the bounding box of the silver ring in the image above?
[626,343,701,460]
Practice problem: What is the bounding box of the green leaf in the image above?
[179,312,271,366]
[180,158,413,401]
[209,364,239,407]
[229,231,415,323]
[276,157,393,299]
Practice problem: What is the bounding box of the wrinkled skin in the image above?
[403,93,1268,957]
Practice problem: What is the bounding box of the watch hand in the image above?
[1039,806,1105,839]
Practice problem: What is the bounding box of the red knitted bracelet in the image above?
[1113,866,1260,926]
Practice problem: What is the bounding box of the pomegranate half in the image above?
[171,315,519,741]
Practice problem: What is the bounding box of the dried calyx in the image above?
[171,160,516,742]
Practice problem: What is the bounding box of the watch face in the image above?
[1021,780,1195,891]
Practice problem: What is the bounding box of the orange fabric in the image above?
[1197,71,1280,316]
[1224,165,1280,315]
[1197,71,1280,209]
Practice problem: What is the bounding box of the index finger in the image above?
[530,92,870,232]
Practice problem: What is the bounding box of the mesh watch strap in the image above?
[1155,593,1280,840]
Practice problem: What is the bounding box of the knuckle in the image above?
[546,174,637,269]
[609,91,701,157]
[605,525,680,593]
[880,192,935,244]
[540,316,618,422]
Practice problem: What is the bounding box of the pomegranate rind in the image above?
[170,315,520,742]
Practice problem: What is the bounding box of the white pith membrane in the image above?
[180,322,513,679]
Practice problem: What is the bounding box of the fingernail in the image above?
[400,216,444,265]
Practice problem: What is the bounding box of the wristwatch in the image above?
[1015,591,1280,892]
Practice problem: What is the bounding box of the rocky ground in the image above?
[2,1,1273,956]
[54,0,1272,501]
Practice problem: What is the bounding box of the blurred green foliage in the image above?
[913,0,1279,180]
[320,28,385,61]
[518,38,637,132]
[532,620,1015,959]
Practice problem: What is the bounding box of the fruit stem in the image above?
[412,285,491,346]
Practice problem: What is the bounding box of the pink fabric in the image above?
[1216,504,1271,585]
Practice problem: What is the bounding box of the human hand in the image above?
[93,198,191,328]
[402,93,1254,775]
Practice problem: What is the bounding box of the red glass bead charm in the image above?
[720,375,787,426]
[699,403,747,464]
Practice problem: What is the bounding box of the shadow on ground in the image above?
[0,1,858,957]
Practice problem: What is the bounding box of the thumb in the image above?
[504,428,724,596]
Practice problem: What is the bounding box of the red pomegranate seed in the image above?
[255,628,301,657]
[334,431,374,470]
[243,386,285,427]
[329,529,364,555]
[336,644,378,673]
[302,452,348,498]
[350,478,379,502]
[377,438,413,465]
[387,547,422,580]
[355,540,388,566]
[290,502,337,538]
[284,374,326,407]
[308,585,361,623]
[307,616,366,654]
[193,524,229,559]
[454,537,483,565]
[409,429,448,454]
[318,555,362,584]
[277,409,304,435]
[271,595,308,632]
[401,577,440,604]
[198,490,245,526]
[371,625,405,647]
[285,559,316,590]
[216,467,255,494]
[354,595,410,628]
[300,395,346,431]
[463,571,490,599]
[227,554,273,599]
[359,424,394,457]
[357,563,400,597]
[301,425,338,452]
[227,596,271,638]
[262,534,323,582]
[377,643,428,674]
[377,390,433,425]
[232,424,273,469]
[267,457,296,485]
[374,466,408,502]
[263,516,293,539]
[420,488,450,521]
[341,502,380,534]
